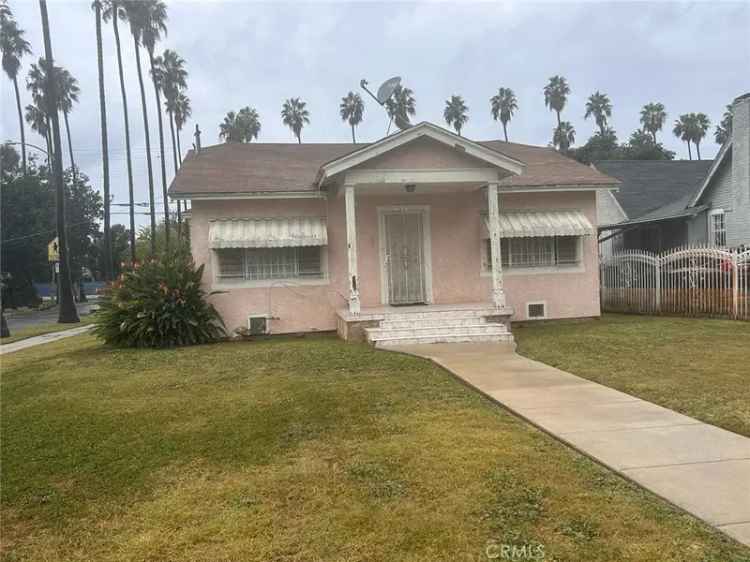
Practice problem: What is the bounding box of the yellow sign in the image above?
[48,237,59,262]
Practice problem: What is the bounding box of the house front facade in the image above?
[169,123,617,345]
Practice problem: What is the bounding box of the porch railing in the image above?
[599,245,750,320]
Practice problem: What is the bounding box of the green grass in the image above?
[0,314,97,345]
[514,314,750,438]
[2,334,749,561]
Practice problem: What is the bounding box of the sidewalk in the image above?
[0,325,94,355]
[392,342,750,548]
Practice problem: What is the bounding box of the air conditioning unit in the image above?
[247,315,269,335]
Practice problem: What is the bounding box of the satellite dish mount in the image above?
[360,76,410,134]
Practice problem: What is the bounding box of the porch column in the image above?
[487,182,506,308]
[344,184,361,314]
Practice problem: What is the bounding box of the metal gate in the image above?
[384,210,426,305]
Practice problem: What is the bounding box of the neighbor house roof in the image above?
[594,160,713,222]
[169,124,617,198]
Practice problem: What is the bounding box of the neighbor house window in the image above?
[483,236,581,271]
[216,247,324,281]
[709,209,726,247]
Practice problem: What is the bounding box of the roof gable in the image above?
[690,141,732,206]
[317,122,526,185]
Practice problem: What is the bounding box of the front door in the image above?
[384,210,426,305]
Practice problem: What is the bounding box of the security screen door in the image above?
[384,210,426,305]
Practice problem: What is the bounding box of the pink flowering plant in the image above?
[94,251,225,348]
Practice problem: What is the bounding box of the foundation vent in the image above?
[248,315,269,335]
[527,302,546,319]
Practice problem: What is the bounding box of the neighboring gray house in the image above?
[597,93,750,254]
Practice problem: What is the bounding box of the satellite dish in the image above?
[394,114,413,131]
[376,76,401,104]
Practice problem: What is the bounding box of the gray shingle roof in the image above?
[594,160,713,220]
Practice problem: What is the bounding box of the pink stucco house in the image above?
[169,122,618,345]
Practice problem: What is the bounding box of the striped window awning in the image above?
[483,210,595,238]
[209,217,328,249]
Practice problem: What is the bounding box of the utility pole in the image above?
[38,0,79,323]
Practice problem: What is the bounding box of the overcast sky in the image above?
[2,0,748,228]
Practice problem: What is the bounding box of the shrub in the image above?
[94,251,225,348]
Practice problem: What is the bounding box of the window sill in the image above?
[481,265,585,277]
[213,277,330,290]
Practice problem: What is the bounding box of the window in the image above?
[216,247,324,282]
[709,210,726,247]
[484,236,581,271]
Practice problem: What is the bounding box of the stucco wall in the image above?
[189,189,601,334]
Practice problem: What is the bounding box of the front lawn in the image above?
[514,314,750,438]
[2,335,748,561]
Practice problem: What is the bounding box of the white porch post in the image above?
[345,184,361,314]
[487,182,506,308]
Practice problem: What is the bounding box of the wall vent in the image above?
[527,302,546,319]
[248,315,269,335]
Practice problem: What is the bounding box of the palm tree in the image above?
[384,84,416,127]
[584,91,612,135]
[123,0,159,254]
[1,12,32,174]
[443,95,469,136]
[57,69,79,176]
[39,0,79,323]
[102,0,136,262]
[24,101,50,156]
[714,104,733,145]
[552,121,576,152]
[281,98,310,143]
[673,114,693,160]
[156,49,186,167]
[140,0,170,247]
[339,92,364,143]
[640,102,667,143]
[689,112,710,159]
[93,0,112,281]
[219,107,261,143]
[543,75,570,127]
[490,87,517,142]
[173,90,190,161]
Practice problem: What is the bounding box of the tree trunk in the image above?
[13,77,27,175]
[95,1,112,281]
[502,122,508,142]
[556,110,561,128]
[112,14,136,264]
[168,111,180,242]
[176,125,182,163]
[149,50,170,248]
[696,141,701,160]
[652,130,657,143]
[687,141,692,160]
[351,124,356,143]
[63,111,76,181]
[133,35,156,255]
[39,0,79,324]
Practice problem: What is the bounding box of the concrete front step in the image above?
[367,323,508,340]
[378,309,499,322]
[379,317,494,330]
[373,332,515,347]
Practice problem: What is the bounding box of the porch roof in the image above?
[483,210,595,238]
[208,217,327,249]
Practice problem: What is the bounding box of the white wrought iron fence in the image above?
[600,245,750,320]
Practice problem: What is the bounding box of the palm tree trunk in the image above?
[556,110,561,128]
[651,130,657,143]
[39,0,79,324]
[13,77,27,175]
[132,36,156,255]
[351,124,356,143]
[168,110,180,242]
[112,14,136,263]
[176,125,182,163]
[687,141,692,160]
[502,122,508,142]
[63,111,76,179]
[94,0,112,281]
[149,50,170,248]
[695,141,701,160]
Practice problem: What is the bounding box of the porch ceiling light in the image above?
[404,183,416,193]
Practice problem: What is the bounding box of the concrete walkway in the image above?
[0,325,94,355]
[392,342,750,548]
